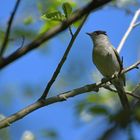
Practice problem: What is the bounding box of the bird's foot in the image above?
[112,72,119,79]
[101,77,110,83]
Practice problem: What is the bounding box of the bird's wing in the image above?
[113,47,126,86]
[113,48,123,70]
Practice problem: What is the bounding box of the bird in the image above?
[87,30,130,110]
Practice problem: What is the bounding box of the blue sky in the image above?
[0,0,140,140]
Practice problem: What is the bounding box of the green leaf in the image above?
[73,19,83,28]
[39,20,59,34]
[88,105,110,115]
[23,16,33,25]
[75,101,87,114]
[87,94,105,104]
[42,129,58,139]
[62,2,72,18]
[41,11,65,22]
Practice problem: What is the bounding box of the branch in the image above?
[0,0,111,69]
[121,60,140,74]
[0,60,139,129]
[103,85,140,100]
[117,8,140,53]
[126,92,140,100]
[0,0,21,56]
[133,21,140,28]
[39,14,89,99]
[0,83,99,129]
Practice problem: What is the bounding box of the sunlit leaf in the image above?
[73,19,83,28]
[62,2,72,18]
[41,11,65,21]
[39,21,59,34]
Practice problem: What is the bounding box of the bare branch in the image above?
[0,0,21,56]
[39,14,89,99]
[133,21,140,28]
[0,0,111,69]
[0,82,99,129]
[0,59,139,129]
[117,8,140,53]
[104,85,140,100]
[68,26,74,37]
[121,60,140,74]
[103,85,117,92]
[126,92,140,100]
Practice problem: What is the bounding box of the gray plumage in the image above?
[87,31,130,110]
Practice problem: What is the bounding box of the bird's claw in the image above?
[101,77,111,83]
[101,77,108,83]
[112,72,119,79]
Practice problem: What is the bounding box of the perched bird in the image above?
[87,30,130,110]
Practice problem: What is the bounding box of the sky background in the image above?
[0,0,140,140]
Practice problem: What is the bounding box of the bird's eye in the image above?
[94,32,97,36]
[95,32,99,35]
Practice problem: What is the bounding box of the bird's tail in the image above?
[113,81,130,110]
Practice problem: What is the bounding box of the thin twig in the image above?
[0,82,99,129]
[0,59,139,129]
[133,21,140,28]
[121,60,140,74]
[68,26,74,36]
[131,83,140,94]
[117,8,140,53]
[0,0,21,56]
[39,14,89,99]
[104,85,140,100]
[0,0,111,69]
[126,92,140,100]
[103,85,117,92]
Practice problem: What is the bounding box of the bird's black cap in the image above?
[86,30,107,36]
[94,30,107,35]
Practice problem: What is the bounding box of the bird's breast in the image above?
[93,46,120,77]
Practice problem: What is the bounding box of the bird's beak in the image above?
[86,32,91,36]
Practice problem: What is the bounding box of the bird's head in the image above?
[87,30,107,38]
[86,30,108,44]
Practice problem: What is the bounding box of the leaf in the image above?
[62,2,72,18]
[42,129,58,139]
[75,101,87,114]
[39,20,59,34]
[73,19,83,28]
[23,16,33,25]
[88,105,110,115]
[41,11,65,22]
[86,94,105,104]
